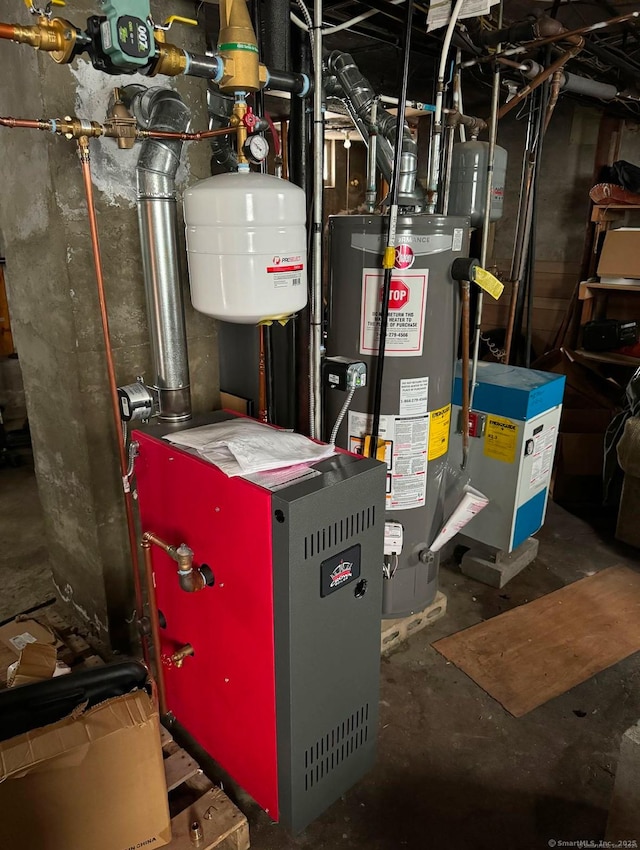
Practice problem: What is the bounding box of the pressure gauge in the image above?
[243,134,269,165]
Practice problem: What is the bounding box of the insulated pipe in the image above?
[326,52,423,207]
[521,60,618,101]
[290,28,312,435]
[259,0,290,72]
[310,0,324,438]
[497,39,583,121]
[125,87,192,422]
[462,11,639,68]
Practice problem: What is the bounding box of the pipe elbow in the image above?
[177,568,206,593]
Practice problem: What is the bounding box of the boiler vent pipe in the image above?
[124,86,192,422]
[326,51,424,208]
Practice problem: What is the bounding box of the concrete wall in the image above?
[492,100,599,267]
[482,99,600,357]
[0,0,219,647]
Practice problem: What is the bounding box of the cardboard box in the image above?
[598,228,640,280]
[0,689,171,850]
[6,641,58,687]
[0,618,58,687]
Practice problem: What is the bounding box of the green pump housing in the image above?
[99,0,156,70]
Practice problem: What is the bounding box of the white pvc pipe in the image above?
[426,0,466,213]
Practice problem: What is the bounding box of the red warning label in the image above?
[394,244,415,270]
[267,254,304,273]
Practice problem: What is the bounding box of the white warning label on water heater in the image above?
[348,411,429,511]
[399,377,429,416]
[359,269,428,357]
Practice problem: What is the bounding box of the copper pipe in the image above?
[544,70,563,133]
[138,126,237,141]
[504,279,520,364]
[142,530,205,593]
[0,114,236,143]
[497,57,527,70]
[141,538,167,716]
[142,530,174,555]
[497,42,583,120]
[460,279,471,470]
[77,138,147,666]
[467,11,638,68]
[520,11,638,50]
[0,116,47,129]
[0,23,16,40]
[258,325,268,423]
[282,119,289,181]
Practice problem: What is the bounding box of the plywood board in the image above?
[0,266,14,357]
[433,566,640,717]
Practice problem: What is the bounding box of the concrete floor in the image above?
[2,464,639,848]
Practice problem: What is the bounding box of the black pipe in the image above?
[369,0,415,458]
[514,81,547,365]
[290,28,313,434]
[265,68,311,96]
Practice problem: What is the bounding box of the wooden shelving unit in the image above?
[575,348,640,367]
[576,275,640,368]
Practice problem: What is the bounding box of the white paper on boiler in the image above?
[429,484,489,553]
[164,418,335,477]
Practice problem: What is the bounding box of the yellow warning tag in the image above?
[474,267,504,300]
[484,415,519,463]
[428,404,451,461]
[362,435,390,463]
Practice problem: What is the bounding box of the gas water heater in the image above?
[326,214,469,617]
[133,412,386,833]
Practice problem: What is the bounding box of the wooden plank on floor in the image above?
[164,749,202,792]
[433,565,640,717]
[167,787,250,850]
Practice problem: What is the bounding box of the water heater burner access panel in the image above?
[133,413,386,832]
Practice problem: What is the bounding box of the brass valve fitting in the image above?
[166,643,194,668]
[105,90,137,149]
[150,42,188,77]
[11,16,77,63]
[217,0,265,93]
[57,116,104,140]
